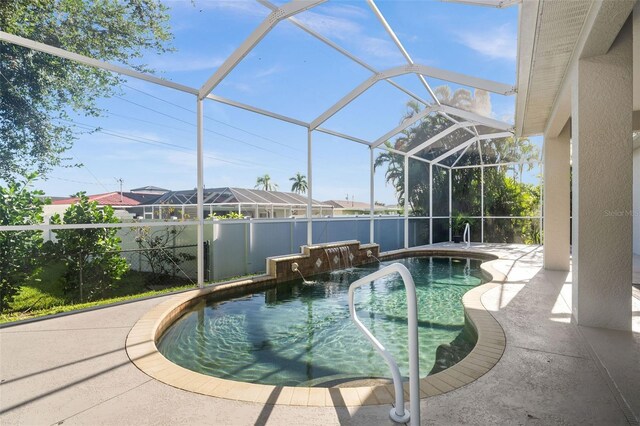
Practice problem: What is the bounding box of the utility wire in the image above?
[0,70,117,192]
[123,83,300,151]
[1,69,289,174]
[112,95,299,160]
[61,119,260,167]
[48,176,107,186]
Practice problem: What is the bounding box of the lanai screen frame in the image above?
[0,0,533,287]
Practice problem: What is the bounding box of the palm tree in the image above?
[375,87,538,213]
[289,172,307,194]
[255,174,278,191]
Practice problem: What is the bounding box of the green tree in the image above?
[209,212,244,220]
[130,226,195,286]
[51,193,129,301]
[0,0,173,180]
[0,174,46,311]
[376,90,541,243]
[255,174,278,191]
[289,172,307,194]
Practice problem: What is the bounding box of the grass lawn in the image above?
[0,261,195,324]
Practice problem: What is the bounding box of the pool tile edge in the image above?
[125,247,507,408]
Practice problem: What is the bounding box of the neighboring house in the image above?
[44,192,148,222]
[323,200,401,216]
[41,186,332,221]
[130,186,170,195]
[140,187,334,219]
[43,186,169,221]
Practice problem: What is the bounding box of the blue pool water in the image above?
[157,256,486,387]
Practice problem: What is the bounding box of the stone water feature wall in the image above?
[266,240,379,283]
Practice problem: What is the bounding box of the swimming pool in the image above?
[157,256,486,387]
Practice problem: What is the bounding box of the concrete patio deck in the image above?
[1,244,638,425]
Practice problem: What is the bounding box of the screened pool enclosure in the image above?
[0,0,540,286]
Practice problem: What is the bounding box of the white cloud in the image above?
[146,52,225,73]
[296,9,403,62]
[358,36,404,60]
[455,24,516,61]
[222,64,284,94]
[321,4,370,20]
[223,81,254,94]
[296,11,361,41]
[255,64,284,79]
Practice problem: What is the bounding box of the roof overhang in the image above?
[515,0,635,138]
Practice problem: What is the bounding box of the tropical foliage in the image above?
[50,193,129,301]
[209,212,245,220]
[376,91,541,244]
[131,226,195,286]
[289,172,308,194]
[0,0,173,180]
[0,174,47,311]
[255,174,278,191]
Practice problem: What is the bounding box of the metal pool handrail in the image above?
[463,222,471,249]
[348,263,420,425]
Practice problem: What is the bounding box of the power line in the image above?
[122,83,301,151]
[70,153,115,193]
[0,69,117,192]
[115,96,297,160]
[105,111,194,134]
[60,119,263,168]
[47,176,107,186]
[1,69,289,174]
[113,95,300,159]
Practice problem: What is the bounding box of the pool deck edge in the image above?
[125,247,508,408]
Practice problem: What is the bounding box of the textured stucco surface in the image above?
[571,19,633,330]
[1,244,638,425]
[634,147,639,255]
[543,123,571,271]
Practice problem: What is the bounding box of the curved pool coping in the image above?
[125,248,507,407]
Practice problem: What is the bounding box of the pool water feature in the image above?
[157,256,486,387]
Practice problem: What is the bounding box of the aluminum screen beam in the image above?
[370,106,440,148]
[311,64,515,130]
[198,0,325,99]
[369,148,375,244]
[432,137,478,165]
[307,129,313,245]
[257,0,430,107]
[205,93,379,146]
[405,122,473,156]
[370,103,510,151]
[478,131,513,140]
[366,0,487,141]
[315,128,371,146]
[431,132,513,164]
[439,105,514,131]
[0,31,199,95]
[367,0,439,103]
[404,155,409,248]
[196,99,204,286]
[441,112,477,137]
[450,143,472,167]
[205,93,309,127]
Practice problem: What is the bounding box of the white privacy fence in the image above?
[208,216,430,281]
[27,214,538,284]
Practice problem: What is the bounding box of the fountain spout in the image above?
[292,262,314,284]
[367,249,382,264]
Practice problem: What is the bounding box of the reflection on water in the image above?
[158,257,485,387]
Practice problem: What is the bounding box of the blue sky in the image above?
[36,0,522,204]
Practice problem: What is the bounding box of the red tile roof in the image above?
[51,192,141,206]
